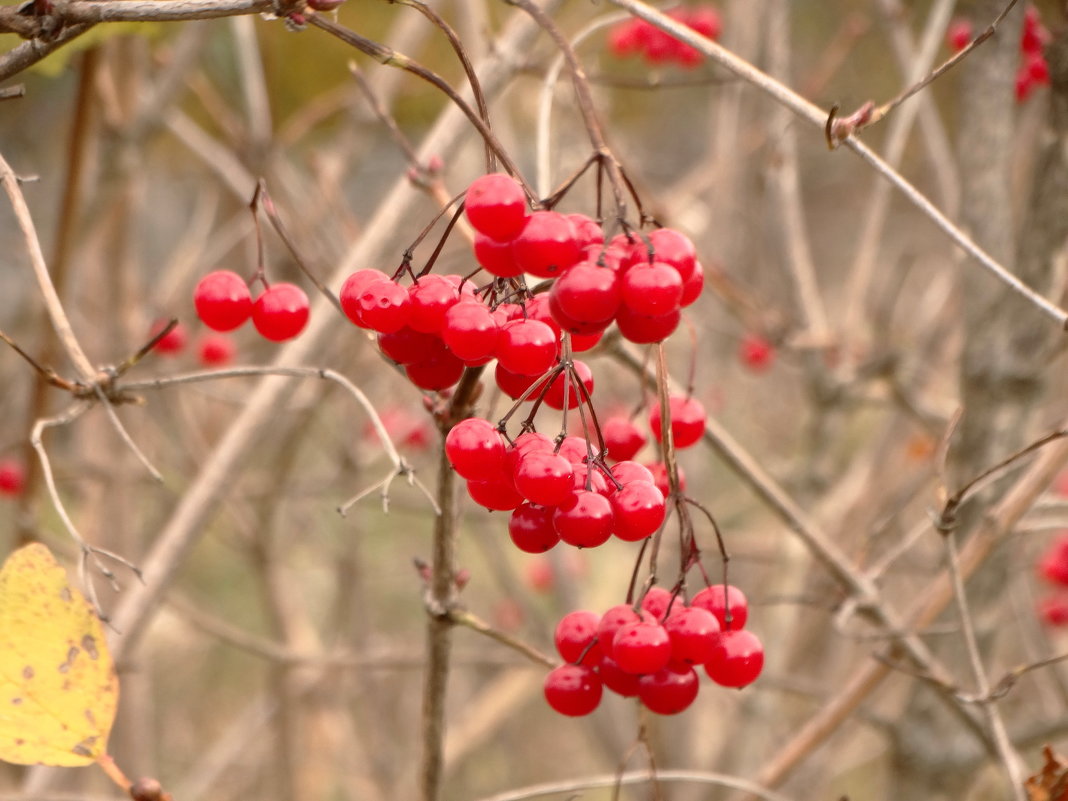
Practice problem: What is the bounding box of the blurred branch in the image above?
[471,770,795,801]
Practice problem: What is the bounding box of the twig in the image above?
[605,0,1068,329]
[0,23,94,82]
[469,770,795,801]
[447,609,557,669]
[91,383,164,483]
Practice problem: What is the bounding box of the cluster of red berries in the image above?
[447,421,666,548]
[544,584,763,716]
[193,270,310,343]
[946,5,1050,103]
[1037,534,1068,626]
[149,320,237,367]
[607,6,722,68]
[0,458,25,498]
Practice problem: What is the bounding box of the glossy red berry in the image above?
[198,334,236,366]
[610,461,655,487]
[0,459,25,497]
[509,503,560,553]
[445,418,506,481]
[194,270,252,332]
[378,326,446,365]
[553,490,614,548]
[599,654,640,697]
[252,283,309,342]
[1038,536,1068,586]
[621,262,683,316]
[466,474,524,511]
[946,18,971,52]
[474,232,523,277]
[612,619,672,675]
[692,584,749,630]
[638,664,699,714]
[647,228,697,282]
[680,260,705,307]
[610,481,666,541]
[407,275,460,335]
[339,269,389,328]
[649,395,706,449]
[356,280,410,334]
[549,262,621,325]
[602,416,647,462]
[442,300,500,361]
[640,586,676,620]
[497,319,559,376]
[514,450,575,506]
[511,211,582,278]
[405,350,465,391]
[615,305,681,344]
[645,461,685,497]
[597,604,644,647]
[664,605,720,664]
[465,173,528,242]
[544,665,602,716]
[704,629,764,688]
[555,610,603,666]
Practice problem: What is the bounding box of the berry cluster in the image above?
[544,584,763,717]
[149,320,237,367]
[945,5,1050,103]
[1037,534,1068,626]
[608,6,722,68]
[336,173,703,394]
[193,270,310,343]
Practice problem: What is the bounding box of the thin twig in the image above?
[470,770,795,801]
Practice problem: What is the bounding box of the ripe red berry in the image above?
[405,350,465,391]
[621,262,683,316]
[544,361,594,411]
[557,435,591,465]
[549,262,621,325]
[602,416,647,462]
[612,619,672,675]
[514,450,575,506]
[610,460,655,487]
[946,18,972,52]
[198,334,236,366]
[680,260,705,307]
[615,305,681,344]
[252,283,310,342]
[511,211,582,278]
[553,490,614,548]
[649,395,706,449]
[692,584,749,630]
[544,664,603,716]
[442,300,500,361]
[445,418,506,481]
[467,474,524,511]
[664,605,720,664]
[378,326,445,365]
[640,586,676,620]
[150,320,187,355]
[599,654,640,697]
[638,664,700,714]
[497,319,559,376]
[194,270,252,332]
[465,173,528,242]
[645,461,685,497]
[555,610,603,666]
[598,604,644,648]
[474,232,523,278]
[407,275,460,335]
[1038,536,1068,586]
[1039,594,1068,626]
[704,629,764,688]
[647,228,697,283]
[0,459,26,497]
[739,333,775,371]
[356,280,410,334]
[509,503,560,553]
[610,481,666,541]
[339,269,389,328]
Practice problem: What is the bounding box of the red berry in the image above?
[612,619,672,675]
[407,275,460,334]
[0,459,25,497]
[649,395,706,449]
[378,326,446,365]
[602,416,647,462]
[514,450,575,506]
[405,350,465,390]
[611,460,655,487]
[1039,594,1068,626]
[194,270,252,332]
[647,228,697,283]
[549,262,621,325]
[1038,535,1068,586]
[442,300,500,361]
[599,654,640,697]
[621,262,683,316]
[198,334,236,366]
[607,18,645,58]
[150,320,187,355]
[615,305,681,344]
[474,232,523,277]
[445,418,506,481]
[664,605,720,664]
[680,260,705,307]
[546,291,612,338]
[1027,52,1050,84]
[640,586,676,620]
[494,363,550,400]
[544,664,602,716]
[692,584,749,630]
[645,461,685,497]
[567,214,604,249]
[946,18,971,52]
[554,490,614,548]
[339,269,389,328]
[638,664,699,714]
[598,604,644,647]
[544,360,594,411]
[467,474,524,511]
[252,283,310,342]
[610,481,666,541]
[306,0,344,10]
[509,503,560,553]
[357,280,410,334]
[704,629,764,688]
[511,211,582,278]
[555,610,603,666]
[465,173,528,242]
[557,435,591,465]
[497,319,559,376]
[739,333,775,371]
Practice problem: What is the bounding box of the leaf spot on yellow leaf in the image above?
[22,666,33,680]
[81,635,98,661]
[59,588,71,603]
[57,645,79,674]
[71,738,95,757]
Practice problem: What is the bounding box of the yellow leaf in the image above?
[0,543,118,767]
